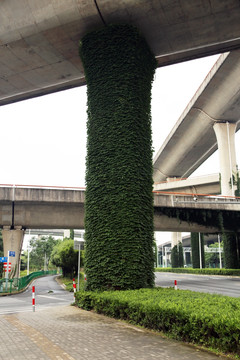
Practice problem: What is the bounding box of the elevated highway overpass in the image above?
[0,185,239,233]
[1,184,239,276]
[154,173,221,195]
[1,1,240,105]
[153,50,240,184]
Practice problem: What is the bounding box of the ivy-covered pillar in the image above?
[191,233,205,269]
[223,232,239,268]
[79,25,156,290]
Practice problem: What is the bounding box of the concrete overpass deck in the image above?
[0,185,239,233]
[1,1,240,106]
[154,173,221,195]
[153,50,240,183]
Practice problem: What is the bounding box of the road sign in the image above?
[3,262,11,267]
[3,262,11,272]
[0,257,8,263]
[9,251,15,257]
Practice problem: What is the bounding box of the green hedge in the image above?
[155,267,240,276]
[79,24,156,290]
[75,288,240,355]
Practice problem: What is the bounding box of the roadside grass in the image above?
[57,273,85,292]
[75,287,240,359]
[155,267,240,276]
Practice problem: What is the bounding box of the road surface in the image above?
[0,274,226,360]
[0,275,74,315]
[155,271,240,297]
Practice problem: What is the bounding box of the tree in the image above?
[70,229,74,240]
[205,242,223,268]
[191,233,205,268]
[51,239,79,278]
[29,236,60,271]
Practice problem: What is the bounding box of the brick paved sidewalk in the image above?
[0,305,227,360]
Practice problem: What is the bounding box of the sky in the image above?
[0,53,239,245]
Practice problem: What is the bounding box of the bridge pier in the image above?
[2,227,24,279]
[171,232,182,247]
[213,122,237,196]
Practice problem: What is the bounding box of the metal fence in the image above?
[0,270,57,294]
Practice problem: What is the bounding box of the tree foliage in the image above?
[51,239,83,278]
[29,236,59,271]
[205,241,224,268]
[79,24,156,290]
[70,229,74,240]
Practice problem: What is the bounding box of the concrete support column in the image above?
[171,232,182,247]
[2,227,24,278]
[213,122,237,196]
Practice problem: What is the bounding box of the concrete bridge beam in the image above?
[2,227,24,279]
[213,122,237,196]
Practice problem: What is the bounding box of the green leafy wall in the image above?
[79,25,156,290]
[171,245,179,268]
[191,233,205,269]
[171,242,184,268]
[223,232,239,269]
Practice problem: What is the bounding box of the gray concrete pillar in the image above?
[171,232,182,247]
[2,227,24,278]
[213,122,237,196]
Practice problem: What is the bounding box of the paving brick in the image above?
[0,305,227,360]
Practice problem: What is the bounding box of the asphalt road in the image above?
[1,272,239,316]
[0,275,74,315]
[0,275,227,360]
[155,271,240,297]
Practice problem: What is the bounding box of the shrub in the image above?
[75,288,240,355]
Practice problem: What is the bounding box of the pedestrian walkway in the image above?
[0,305,227,360]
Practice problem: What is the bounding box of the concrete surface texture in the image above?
[0,305,227,360]
[153,51,240,183]
[1,1,240,106]
[0,186,238,232]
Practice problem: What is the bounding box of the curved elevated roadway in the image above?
[153,50,240,183]
[1,1,240,105]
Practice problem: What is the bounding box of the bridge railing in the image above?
[0,270,57,294]
[153,190,240,204]
[0,183,86,191]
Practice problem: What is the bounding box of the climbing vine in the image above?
[155,207,240,233]
[79,24,157,290]
[171,242,184,268]
[191,233,205,268]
